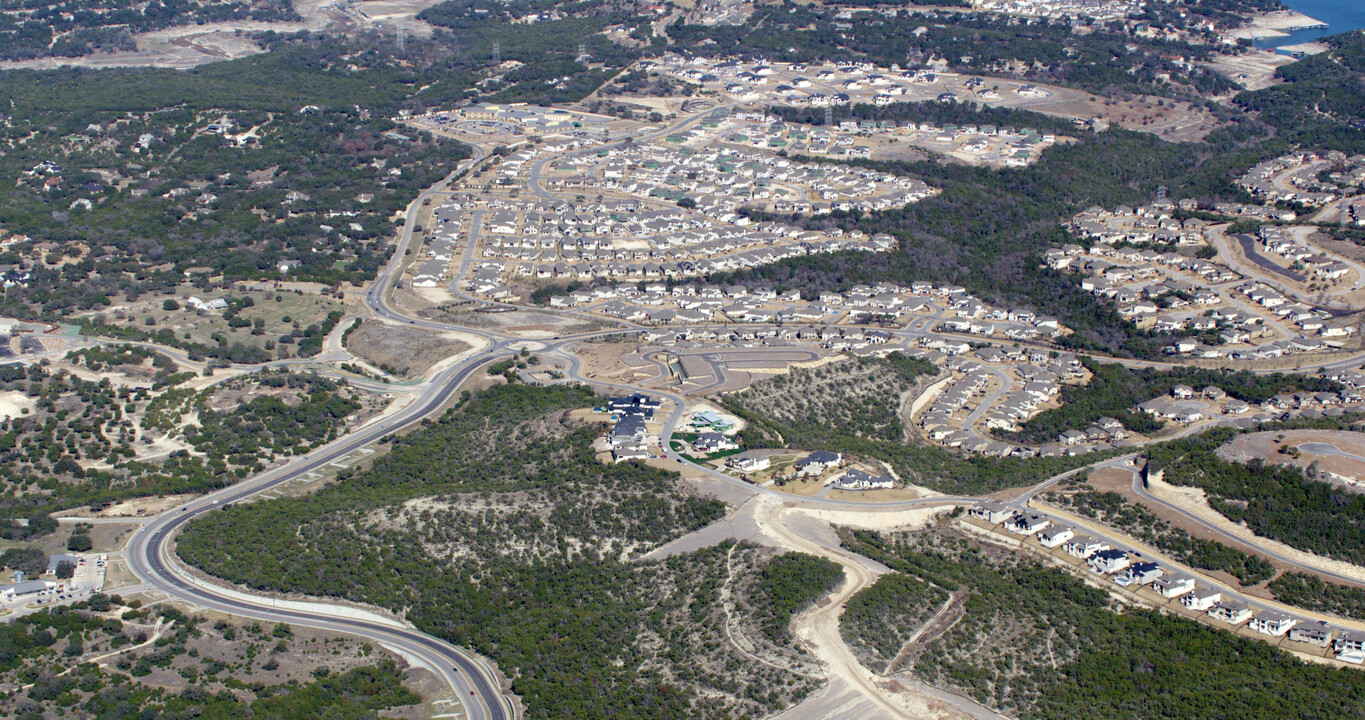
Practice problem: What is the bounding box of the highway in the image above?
[125,347,517,720]
[121,150,526,720]
[87,103,1365,720]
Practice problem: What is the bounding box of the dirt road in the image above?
[754,499,985,720]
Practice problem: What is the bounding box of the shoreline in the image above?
[1226,9,1329,41]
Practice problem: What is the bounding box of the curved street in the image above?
[91,124,1365,720]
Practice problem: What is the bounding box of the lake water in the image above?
[1252,0,1365,52]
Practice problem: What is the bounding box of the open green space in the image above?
[179,383,839,719]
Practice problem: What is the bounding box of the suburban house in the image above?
[608,393,662,417]
[1114,561,1163,587]
[968,501,1013,525]
[611,442,651,463]
[1036,525,1074,549]
[1336,631,1365,664]
[727,455,770,473]
[1153,574,1195,598]
[1248,611,1298,637]
[1063,535,1109,559]
[1208,601,1254,625]
[690,411,733,431]
[1087,549,1132,575]
[1181,587,1221,612]
[1006,512,1051,536]
[609,414,651,448]
[831,468,895,490]
[794,450,843,476]
[692,432,738,453]
[1289,621,1333,648]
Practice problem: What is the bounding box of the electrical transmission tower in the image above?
[492,41,501,64]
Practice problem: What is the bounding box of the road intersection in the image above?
[87,126,1365,720]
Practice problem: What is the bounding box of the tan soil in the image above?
[345,318,474,377]
[754,499,970,720]
[0,390,35,420]
[1220,430,1365,490]
[1145,471,1365,584]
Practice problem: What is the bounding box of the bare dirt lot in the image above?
[94,495,187,518]
[1219,429,1365,492]
[575,342,653,385]
[345,318,475,377]
[1204,50,1296,92]
[0,390,35,420]
[0,0,445,70]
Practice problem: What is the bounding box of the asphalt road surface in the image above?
[93,109,1365,720]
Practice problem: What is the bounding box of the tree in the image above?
[67,533,93,552]
[0,548,48,577]
[54,560,75,579]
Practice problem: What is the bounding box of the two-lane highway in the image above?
[126,339,520,719]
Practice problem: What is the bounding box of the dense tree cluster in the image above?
[840,572,949,670]
[1269,571,1365,622]
[178,384,844,719]
[1005,358,1340,443]
[722,353,1107,494]
[1046,485,1275,585]
[1238,33,1365,156]
[844,527,1365,719]
[1146,418,1365,566]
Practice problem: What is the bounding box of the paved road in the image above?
[82,105,1365,720]
[122,151,522,720]
[1208,225,1364,312]
[1128,464,1365,589]
[125,348,516,719]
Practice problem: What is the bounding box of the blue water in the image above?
[1251,0,1365,52]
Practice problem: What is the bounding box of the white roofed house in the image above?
[1036,525,1074,549]
[1208,600,1253,625]
[1336,630,1365,664]
[727,454,771,473]
[1063,535,1109,559]
[1180,587,1221,612]
[1248,611,1298,637]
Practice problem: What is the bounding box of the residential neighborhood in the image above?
[965,503,1365,665]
